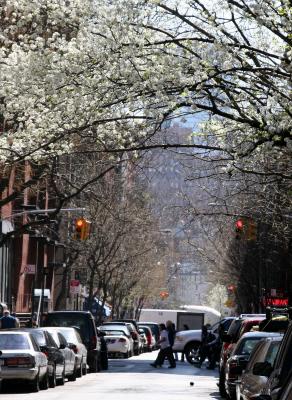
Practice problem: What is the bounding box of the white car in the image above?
[0,331,48,392]
[173,318,234,364]
[100,326,133,358]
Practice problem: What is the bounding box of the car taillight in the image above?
[146,333,151,345]
[118,338,127,343]
[42,350,49,358]
[228,360,239,380]
[5,357,35,368]
[131,332,138,339]
[71,344,78,354]
[89,335,97,350]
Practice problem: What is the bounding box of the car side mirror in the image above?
[252,362,273,377]
[40,345,49,352]
[222,333,232,343]
[59,343,66,350]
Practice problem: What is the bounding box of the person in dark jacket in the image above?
[166,320,177,366]
[0,310,18,329]
[197,325,216,368]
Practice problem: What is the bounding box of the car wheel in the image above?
[82,362,87,375]
[185,342,201,365]
[219,368,227,398]
[134,348,139,356]
[89,357,98,373]
[57,364,65,386]
[97,356,102,372]
[101,354,108,370]
[77,360,83,378]
[40,371,49,390]
[123,352,129,359]
[68,364,77,381]
[49,365,57,388]
[31,372,40,392]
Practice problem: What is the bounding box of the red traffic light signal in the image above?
[235,219,244,239]
[235,219,244,231]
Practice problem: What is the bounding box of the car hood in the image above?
[176,329,202,337]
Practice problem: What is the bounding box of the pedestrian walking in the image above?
[180,323,189,362]
[150,323,176,368]
[196,324,216,368]
[0,309,18,329]
[166,320,177,365]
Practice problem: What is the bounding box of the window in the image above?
[30,335,41,352]
[31,331,46,346]
[265,341,281,366]
[237,338,262,356]
[0,334,30,350]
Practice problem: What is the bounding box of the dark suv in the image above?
[44,311,103,372]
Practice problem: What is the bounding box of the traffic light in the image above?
[159,291,169,299]
[74,218,91,240]
[235,219,244,239]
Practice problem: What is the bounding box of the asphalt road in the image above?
[0,351,220,400]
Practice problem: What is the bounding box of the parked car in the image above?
[237,336,282,400]
[219,316,265,397]
[276,373,292,400]
[257,319,292,400]
[137,324,156,351]
[137,322,160,346]
[56,327,88,378]
[99,326,133,358]
[258,371,292,400]
[173,317,234,365]
[0,331,48,392]
[225,332,280,400]
[43,327,77,381]
[44,311,103,372]
[103,321,142,355]
[18,328,66,387]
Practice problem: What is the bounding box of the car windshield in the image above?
[31,331,46,346]
[102,330,126,336]
[139,327,150,334]
[236,337,262,356]
[45,330,60,346]
[227,319,243,338]
[58,329,77,343]
[45,314,90,342]
[101,326,128,334]
[0,334,30,350]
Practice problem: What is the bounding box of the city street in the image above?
[0,351,219,400]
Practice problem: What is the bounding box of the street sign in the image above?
[70,279,81,295]
[23,264,36,274]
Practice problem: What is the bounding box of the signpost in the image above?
[70,279,81,295]
[23,264,36,274]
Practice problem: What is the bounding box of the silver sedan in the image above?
[0,331,48,392]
